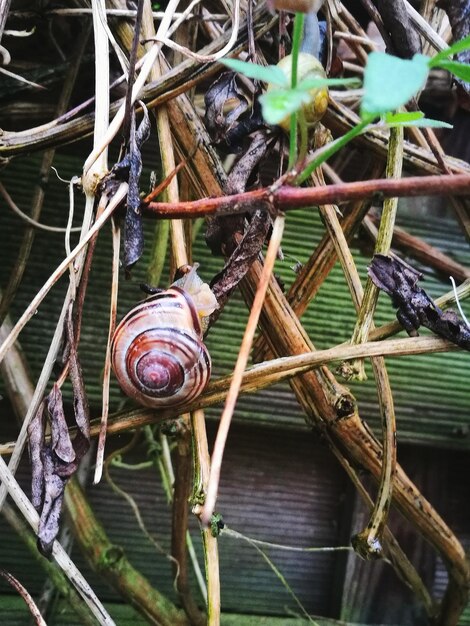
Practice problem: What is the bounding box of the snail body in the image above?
[269,52,328,132]
[111,267,218,408]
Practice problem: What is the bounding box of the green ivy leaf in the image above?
[220,58,288,87]
[431,59,470,82]
[361,52,430,116]
[259,88,311,125]
[430,34,470,64]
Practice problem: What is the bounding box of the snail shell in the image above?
[111,268,218,409]
[268,52,328,131]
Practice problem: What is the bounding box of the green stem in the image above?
[287,12,305,169]
[295,113,376,184]
[147,220,170,286]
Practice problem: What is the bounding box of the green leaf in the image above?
[361,52,430,116]
[384,111,424,123]
[431,59,470,82]
[385,117,453,129]
[430,34,470,64]
[384,111,452,128]
[220,58,288,87]
[259,88,311,125]
[297,76,360,90]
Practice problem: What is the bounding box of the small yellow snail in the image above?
[268,52,329,132]
[111,266,218,408]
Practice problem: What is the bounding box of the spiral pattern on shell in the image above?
[111,287,212,408]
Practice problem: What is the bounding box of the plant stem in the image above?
[144,172,470,218]
[94,218,121,485]
[191,409,220,626]
[349,125,403,560]
[65,479,189,626]
[349,126,404,371]
[87,334,457,440]
[295,113,376,183]
[200,215,285,527]
[287,12,305,169]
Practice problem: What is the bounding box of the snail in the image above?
[267,5,328,131]
[269,53,328,131]
[111,265,218,409]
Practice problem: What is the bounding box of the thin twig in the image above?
[0,184,128,366]
[157,0,240,61]
[0,335,457,457]
[349,126,403,559]
[450,277,470,328]
[191,410,220,625]
[94,218,121,484]
[122,0,145,142]
[10,8,228,19]
[0,569,46,625]
[141,4,204,619]
[0,181,82,234]
[0,24,89,327]
[83,0,183,176]
[326,445,434,616]
[201,215,286,526]
[403,0,448,53]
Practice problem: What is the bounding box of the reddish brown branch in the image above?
[144,173,470,219]
[0,569,44,625]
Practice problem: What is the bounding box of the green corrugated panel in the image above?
[200,207,470,449]
[0,152,469,448]
[0,596,405,625]
[0,421,349,619]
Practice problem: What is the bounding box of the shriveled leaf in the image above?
[210,210,270,309]
[369,254,470,349]
[67,309,90,458]
[206,132,271,321]
[136,107,151,146]
[37,449,67,556]
[431,59,470,82]
[204,72,266,153]
[34,308,92,556]
[124,209,144,270]
[361,52,429,116]
[48,384,75,464]
[106,106,150,270]
[204,72,249,146]
[430,34,470,64]
[28,401,46,511]
[124,109,150,269]
[259,87,311,125]
[221,58,289,87]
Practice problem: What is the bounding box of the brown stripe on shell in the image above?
[110,288,211,408]
[170,286,202,336]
